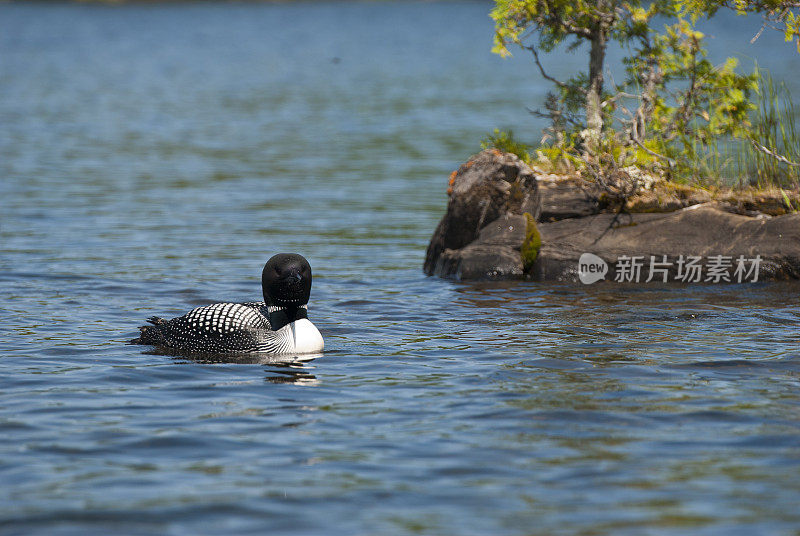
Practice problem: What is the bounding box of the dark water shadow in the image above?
[134,344,323,366]
[128,347,322,385]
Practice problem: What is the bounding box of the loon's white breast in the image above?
[283,318,324,354]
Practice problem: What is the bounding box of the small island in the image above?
[424,149,800,282]
[425,0,800,283]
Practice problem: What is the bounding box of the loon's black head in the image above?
[261,253,312,309]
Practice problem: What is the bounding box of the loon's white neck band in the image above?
[267,304,308,314]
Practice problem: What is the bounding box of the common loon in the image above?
[131,254,324,355]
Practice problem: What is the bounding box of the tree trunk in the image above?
[630,56,660,143]
[585,29,607,152]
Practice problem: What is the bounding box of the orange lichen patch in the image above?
[489,148,503,157]
[448,170,457,185]
[462,160,474,170]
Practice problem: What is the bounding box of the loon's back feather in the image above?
[132,302,271,353]
[133,316,169,346]
[131,302,321,355]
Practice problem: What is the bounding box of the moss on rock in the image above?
[521,212,541,272]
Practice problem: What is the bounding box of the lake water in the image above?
[2,1,800,534]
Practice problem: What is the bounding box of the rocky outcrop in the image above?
[534,204,800,282]
[537,175,599,221]
[536,175,717,220]
[424,149,541,279]
[424,150,800,282]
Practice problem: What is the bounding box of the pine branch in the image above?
[749,139,800,167]
[522,44,587,94]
